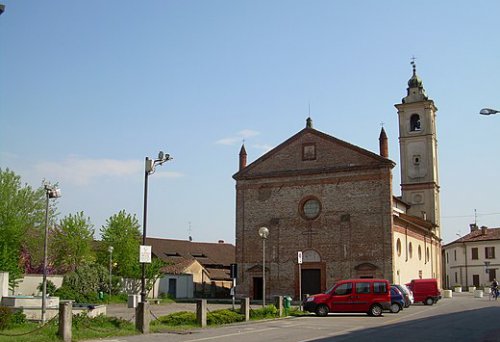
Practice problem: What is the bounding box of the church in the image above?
[232,64,442,301]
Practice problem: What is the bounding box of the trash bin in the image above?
[128,294,139,308]
[283,296,292,313]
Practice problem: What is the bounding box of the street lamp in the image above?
[41,183,61,323]
[480,108,500,115]
[108,246,114,300]
[141,151,172,304]
[258,226,269,307]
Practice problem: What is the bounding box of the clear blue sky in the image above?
[1,1,499,245]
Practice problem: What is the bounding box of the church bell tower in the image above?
[395,62,440,235]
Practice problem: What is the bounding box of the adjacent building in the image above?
[146,237,235,298]
[443,225,500,289]
[233,65,442,301]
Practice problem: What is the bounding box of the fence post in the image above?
[135,302,150,333]
[274,296,283,317]
[241,297,250,321]
[196,299,207,327]
[58,300,72,342]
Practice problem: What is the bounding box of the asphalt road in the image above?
[90,293,500,342]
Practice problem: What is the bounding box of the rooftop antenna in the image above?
[474,209,477,226]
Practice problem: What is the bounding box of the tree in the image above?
[51,211,95,273]
[100,210,141,279]
[0,168,53,288]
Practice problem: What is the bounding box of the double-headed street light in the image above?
[141,151,172,304]
[258,226,269,307]
[41,183,61,323]
[480,108,500,116]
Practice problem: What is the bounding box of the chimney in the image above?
[218,240,225,244]
[470,223,478,232]
[481,226,488,235]
[239,144,247,171]
[379,127,388,158]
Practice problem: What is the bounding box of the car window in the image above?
[355,282,371,294]
[334,282,353,295]
[373,282,388,294]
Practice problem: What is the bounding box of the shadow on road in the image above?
[311,307,500,342]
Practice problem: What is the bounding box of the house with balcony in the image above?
[443,224,500,289]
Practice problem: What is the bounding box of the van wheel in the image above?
[390,303,401,313]
[424,297,434,305]
[368,304,383,317]
[315,304,329,317]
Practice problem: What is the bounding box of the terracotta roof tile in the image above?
[445,227,500,246]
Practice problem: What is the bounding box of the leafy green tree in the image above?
[100,210,141,279]
[0,168,54,288]
[51,211,95,273]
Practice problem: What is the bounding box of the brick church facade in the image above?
[233,65,441,300]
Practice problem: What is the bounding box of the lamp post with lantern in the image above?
[258,226,269,307]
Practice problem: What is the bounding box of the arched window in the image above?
[426,247,430,262]
[410,114,421,131]
[409,242,413,259]
[418,245,422,260]
[396,239,402,257]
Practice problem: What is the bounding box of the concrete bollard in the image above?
[135,302,150,334]
[474,290,483,298]
[58,300,72,342]
[443,290,452,298]
[274,296,283,317]
[468,286,476,293]
[196,299,207,327]
[484,287,492,294]
[241,297,250,321]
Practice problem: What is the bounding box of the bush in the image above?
[37,279,57,296]
[0,306,26,330]
[159,311,197,326]
[207,309,244,325]
[0,306,12,330]
[250,305,278,319]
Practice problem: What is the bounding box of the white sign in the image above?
[140,245,152,263]
[298,251,303,264]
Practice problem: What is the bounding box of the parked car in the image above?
[389,285,405,313]
[406,278,441,305]
[303,279,391,317]
[392,284,414,308]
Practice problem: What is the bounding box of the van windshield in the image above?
[324,284,337,294]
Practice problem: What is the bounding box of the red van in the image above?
[406,278,441,305]
[303,279,391,317]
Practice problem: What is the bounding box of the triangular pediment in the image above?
[234,127,394,180]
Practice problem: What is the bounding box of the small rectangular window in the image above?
[446,252,449,264]
[454,250,457,261]
[485,247,496,259]
[472,248,479,260]
[455,272,458,283]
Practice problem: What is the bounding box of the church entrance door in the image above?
[253,277,263,300]
[302,269,321,296]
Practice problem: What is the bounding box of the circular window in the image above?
[396,239,402,257]
[409,242,413,259]
[300,197,321,220]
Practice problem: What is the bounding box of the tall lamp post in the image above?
[41,183,61,323]
[108,246,114,300]
[480,108,500,116]
[258,226,269,307]
[141,151,172,304]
